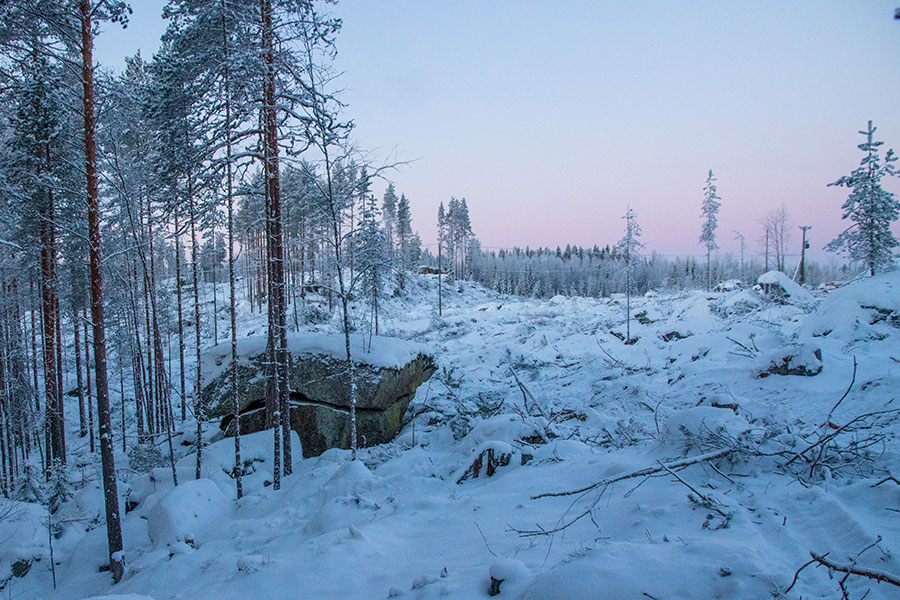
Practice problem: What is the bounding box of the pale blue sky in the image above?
[96,1,900,259]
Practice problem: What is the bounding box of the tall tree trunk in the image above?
[39,186,62,466]
[187,158,202,480]
[222,1,243,500]
[179,78,203,479]
[261,0,289,483]
[80,0,124,580]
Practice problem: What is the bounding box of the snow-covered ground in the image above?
[3,271,900,599]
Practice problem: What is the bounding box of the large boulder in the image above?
[200,334,435,457]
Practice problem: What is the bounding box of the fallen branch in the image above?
[726,336,757,358]
[532,447,734,500]
[785,409,899,467]
[508,366,547,419]
[810,552,900,589]
[871,476,900,488]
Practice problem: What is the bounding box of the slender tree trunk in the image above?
[117,332,126,454]
[706,249,711,293]
[179,77,204,479]
[438,242,442,316]
[73,300,87,437]
[187,162,203,480]
[29,277,40,413]
[53,292,64,457]
[222,1,243,499]
[625,256,631,344]
[80,0,124,580]
[127,270,146,444]
[174,206,186,421]
[40,187,62,467]
[83,312,95,452]
[145,194,176,486]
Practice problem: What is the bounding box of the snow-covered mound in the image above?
[147,479,230,550]
[757,269,814,303]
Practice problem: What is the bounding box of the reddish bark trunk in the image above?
[80,0,124,581]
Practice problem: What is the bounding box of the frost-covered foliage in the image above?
[826,121,899,275]
[699,169,722,291]
[699,169,722,253]
[353,193,389,341]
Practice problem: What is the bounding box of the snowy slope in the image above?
[3,271,900,600]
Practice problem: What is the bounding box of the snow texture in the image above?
[7,270,900,600]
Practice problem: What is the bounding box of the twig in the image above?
[657,460,729,518]
[825,357,857,427]
[726,336,757,358]
[785,409,899,466]
[785,556,817,594]
[871,476,900,488]
[474,521,497,558]
[532,447,734,500]
[508,366,547,419]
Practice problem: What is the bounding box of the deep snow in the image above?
[3,271,900,600]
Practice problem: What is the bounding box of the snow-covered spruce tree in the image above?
[826,121,899,275]
[353,194,389,345]
[100,54,181,485]
[145,41,211,481]
[382,183,398,259]
[699,169,721,291]
[616,206,643,344]
[396,193,412,270]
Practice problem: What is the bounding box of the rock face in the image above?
[200,335,435,457]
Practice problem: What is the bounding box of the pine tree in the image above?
[826,121,899,275]
[699,169,721,291]
[78,0,131,582]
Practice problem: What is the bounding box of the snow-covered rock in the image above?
[147,479,230,550]
[756,270,814,304]
[757,343,823,377]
